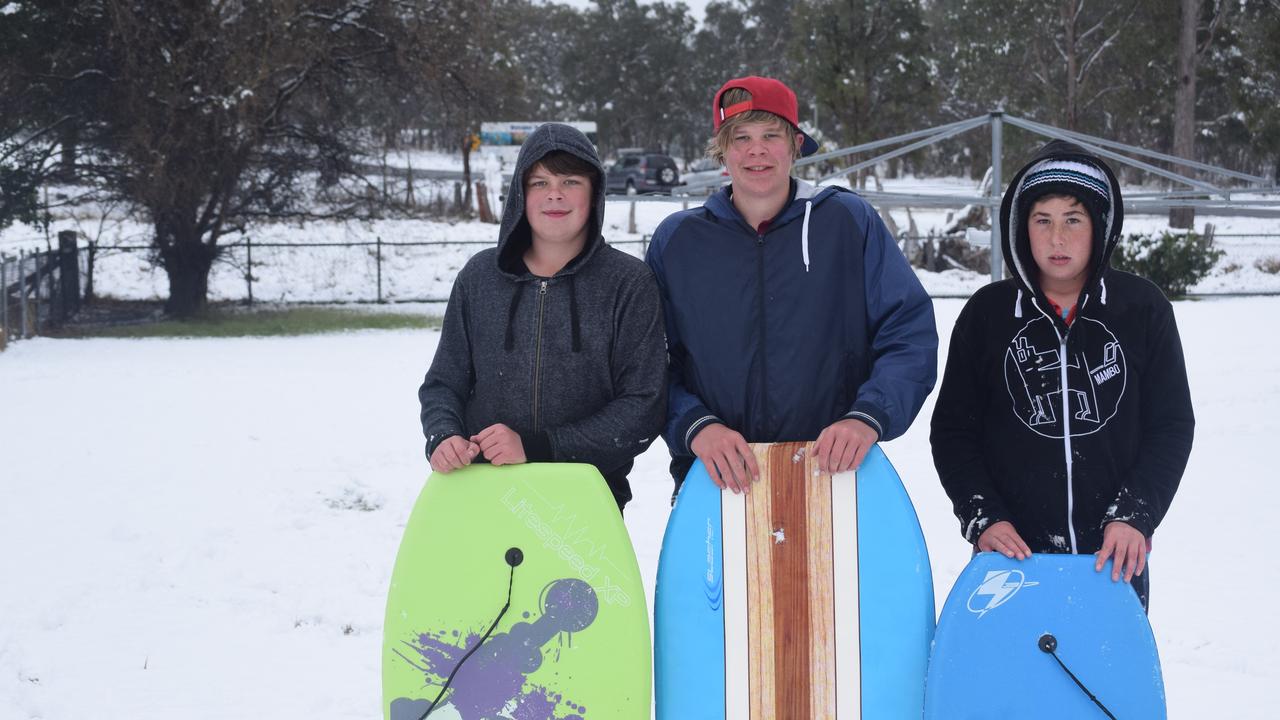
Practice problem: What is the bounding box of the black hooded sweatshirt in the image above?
[930,140,1194,554]
[418,123,667,507]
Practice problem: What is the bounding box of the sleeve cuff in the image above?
[1102,511,1153,539]
[425,431,460,459]
[842,404,885,441]
[682,413,724,455]
[522,430,554,462]
[963,509,1008,545]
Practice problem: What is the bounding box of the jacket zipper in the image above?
[1055,326,1079,554]
[532,280,548,432]
[757,233,769,433]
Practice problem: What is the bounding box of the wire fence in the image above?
[3,228,1279,350]
[0,237,85,349]
[62,235,655,307]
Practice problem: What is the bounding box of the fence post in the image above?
[628,200,637,234]
[18,249,27,339]
[245,236,254,305]
[85,240,97,303]
[1,254,8,347]
[989,110,1004,283]
[376,236,384,304]
[42,251,53,330]
[36,250,47,334]
[58,230,79,321]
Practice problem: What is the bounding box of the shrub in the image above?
[1255,256,1280,275]
[1110,230,1224,297]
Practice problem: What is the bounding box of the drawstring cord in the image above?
[504,278,582,353]
[801,200,812,272]
[1014,289,1023,318]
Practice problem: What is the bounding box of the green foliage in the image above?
[1111,230,1225,297]
[1213,0,1280,175]
[788,0,934,150]
[0,161,41,231]
[559,0,702,157]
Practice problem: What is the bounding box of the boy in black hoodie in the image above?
[930,140,1194,609]
[418,123,667,511]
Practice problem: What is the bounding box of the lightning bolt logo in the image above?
[965,569,1039,618]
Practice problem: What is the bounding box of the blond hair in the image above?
[706,87,800,164]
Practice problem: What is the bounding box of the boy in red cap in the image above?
[645,76,937,494]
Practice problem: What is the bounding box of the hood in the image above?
[706,176,855,271]
[496,122,607,278]
[704,179,846,273]
[704,178,841,228]
[999,139,1125,316]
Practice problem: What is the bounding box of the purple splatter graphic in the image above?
[391,578,599,719]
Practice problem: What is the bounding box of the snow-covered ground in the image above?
[1,296,1276,718]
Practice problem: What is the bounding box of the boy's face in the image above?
[1028,195,1093,294]
[723,118,804,204]
[524,164,592,246]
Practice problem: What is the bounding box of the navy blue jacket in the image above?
[646,180,938,484]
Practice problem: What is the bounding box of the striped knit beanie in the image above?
[1017,157,1112,260]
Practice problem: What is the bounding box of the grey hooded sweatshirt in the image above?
[418,123,666,507]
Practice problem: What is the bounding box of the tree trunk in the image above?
[1170,0,1200,229]
[160,236,219,317]
[461,133,474,215]
[1061,1,1080,131]
[59,123,78,183]
[475,181,495,224]
[84,241,96,304]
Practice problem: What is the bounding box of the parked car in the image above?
[605,151,680,194]
[679,157,729,195]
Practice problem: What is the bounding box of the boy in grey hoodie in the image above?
[418,123,666,510]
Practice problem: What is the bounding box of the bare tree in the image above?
[6,1,417,316]
[1170,0,1227,228]
[790,0,934,162]
[1027,0,1140,131]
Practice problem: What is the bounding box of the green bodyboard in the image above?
[382,463,651,719]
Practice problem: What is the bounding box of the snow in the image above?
[3,177,1277,304]
[2,296,1277,718]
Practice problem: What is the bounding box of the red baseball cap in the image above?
[712,76,819,157]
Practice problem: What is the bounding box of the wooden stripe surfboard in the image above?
[655,442,933,719]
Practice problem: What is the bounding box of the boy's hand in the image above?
[813,418,878,474]
[471,424,527,466]
[977,520,1031,560]
[1096,521,1147,582]
[430,435,480,473]
[690,423,759,494]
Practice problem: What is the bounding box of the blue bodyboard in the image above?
[654,443,934,718]
[925,552,1165,719]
